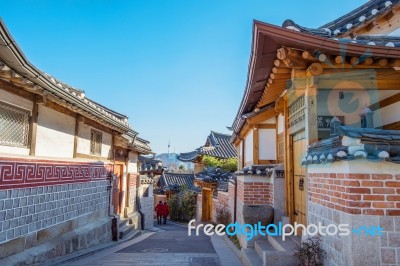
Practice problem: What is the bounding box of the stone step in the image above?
[241,247,263,266]
[267,235,298,252]
[118,222,137,240]
[254,239,299,266]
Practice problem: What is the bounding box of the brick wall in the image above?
[308,173,400,216]
[228,181,235,223]
[127,173,139,213]
[237,180,273,205]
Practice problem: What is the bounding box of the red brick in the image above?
[347,174,370,180]
[387,195,400,201]
[396,175,400,180]
[361,181,383,187]
[343,180,360,187]
[386,181,400,187]
[329,173,337,178]
[342,194,362,200]
[386,209,400,216]
[372,188,396,194]
[342,207,362,214]
[372,202,396,208]
[346,201,371,208]
[363,209,384,215]
[346,187,370,194]
[372,174,393,180]
[337,174,345,179]
[363,195,385,201]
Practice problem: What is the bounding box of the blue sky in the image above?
[1,0,366,154]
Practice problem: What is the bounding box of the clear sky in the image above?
[1,0,366,154]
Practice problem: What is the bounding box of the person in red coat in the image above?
[155,201,163,225]
[162,201,169,224]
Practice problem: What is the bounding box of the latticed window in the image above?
[0,101,30,147]
[90,129,102,156]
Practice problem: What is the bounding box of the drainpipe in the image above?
[107,172,118,241]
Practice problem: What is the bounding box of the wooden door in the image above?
[202,189,212,222]
[292,131,307,235]
[112,165,123,215]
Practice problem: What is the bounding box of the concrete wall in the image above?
[0,88,33,156]
[127,152,138,173]
[141,196,154,230]
[35,105,75,158]
[277,114,284,134]
[76,123,112,158]
[308,161,400,266]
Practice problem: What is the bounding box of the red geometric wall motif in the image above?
[0,157,113,189]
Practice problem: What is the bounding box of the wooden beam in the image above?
[307,63,323,76]
[29,97,39,156]
[247,107,277,125]
[73,114,79,158]
[370,92,400,111]
[253,127,259,165]
[257,124,276,129]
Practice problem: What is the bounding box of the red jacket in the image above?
[155,203,163,216]
[162,204,169,216]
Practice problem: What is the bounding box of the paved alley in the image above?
[61,222,242,266]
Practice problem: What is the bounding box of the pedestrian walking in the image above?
[162,201,169,224]
[155,201,163,225]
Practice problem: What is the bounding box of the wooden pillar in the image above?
[283,98,293,222]
[242,138,245,167]
[305,76,319,144]
[253,126,259,165]
[29,97,39,156]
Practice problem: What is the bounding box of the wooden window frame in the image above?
[90,129,102,156]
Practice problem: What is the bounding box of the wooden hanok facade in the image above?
[231,1,400,264]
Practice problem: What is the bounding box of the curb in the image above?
[42,230,142,266]
[222,234,242,260]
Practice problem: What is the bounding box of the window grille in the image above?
[90,129,102,156]
[0,101,30,147]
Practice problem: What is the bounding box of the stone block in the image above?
[0,231,6,242]
[379,216,394,231]
[394,217,400,231]
[24,232,37,249]
[0,210,5,221]
[17,189,24,197]
[10,218,18,229]
[6,209,14,220]
[0,191,7,200]
[6,229,14,240]
[4,199,12,210]
[388,232,400,247]
[381,248,396,264]
[3,220,10,230]
[14,208,21,217]
[19,197,27,207]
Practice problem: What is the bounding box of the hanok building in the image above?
[0,19,152,264]
[231,1,400,265]
[177,131,237,173]
[178,131,237,223]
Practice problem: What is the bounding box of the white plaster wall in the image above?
[261,117,275,124]
[77,123,112,158]
[244,129,253,166]
[277,114,284,134]
[0,88,33,112]
[259,129,277,160]
[0,89,33,156]
[374,102,400,128]
[128,151,138,173]
[35,105,75,158]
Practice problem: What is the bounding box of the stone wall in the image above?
[196,193,202,223]
[228,181,235,223]
[308,161,400,266]
[0,180,109,245]
[140,196,154,230]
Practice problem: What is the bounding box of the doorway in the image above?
[201,189,213,222]
[291,130,307,235]
[112,165,123,215]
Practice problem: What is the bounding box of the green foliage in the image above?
[167,189,197,222]
[202,155,238,172]
[178,165,185,170]
[295,236,327,266]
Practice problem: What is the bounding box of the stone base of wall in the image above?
[196,194,202,223]
[309,201,400,266]
[0,210,111,265]
[141,196,154,230]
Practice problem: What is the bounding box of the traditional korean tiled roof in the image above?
[177,131,237,162]
[139,155,162,174]
[0,18,149,142]
[282,0,400,47]
[177,150,200,162]
[160,173,196,191]
[194,167,235,192]
[236,164,284,177]
[303,126,400,165]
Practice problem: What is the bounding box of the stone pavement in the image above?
[60,221,243,266]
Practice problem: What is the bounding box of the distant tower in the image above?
[168,139,170,155]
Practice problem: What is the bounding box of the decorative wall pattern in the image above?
[0,158,112,189]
